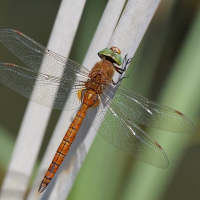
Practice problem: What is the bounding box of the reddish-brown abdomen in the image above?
[38,89,98,193]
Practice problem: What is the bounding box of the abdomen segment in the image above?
[38,104,88,193]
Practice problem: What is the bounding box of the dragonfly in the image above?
[0,29,194,193]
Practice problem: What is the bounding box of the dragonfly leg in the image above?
[121,54,133,72]
[113,54,133,85]
[112,75,129,85]
[113,66,126,74]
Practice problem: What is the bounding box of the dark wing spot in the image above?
[5,63,15,67]
[14,30,23,36]
[175,110,184,116]
[155,142,163,150]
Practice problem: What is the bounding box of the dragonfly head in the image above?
[98,47,123,65]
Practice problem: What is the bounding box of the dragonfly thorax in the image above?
[86,60,115,94]
[85,79,103,94]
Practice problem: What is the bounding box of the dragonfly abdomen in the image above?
[38,90,98,192]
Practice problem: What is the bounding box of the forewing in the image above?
[0,63,82,110]
[0,29,89,80]
[112,85,195,133]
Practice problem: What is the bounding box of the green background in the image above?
[0,0,199,199]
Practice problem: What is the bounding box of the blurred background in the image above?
[0,0,200,199]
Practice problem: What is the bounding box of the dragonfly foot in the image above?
[116,54,133,82]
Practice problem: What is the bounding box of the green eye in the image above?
[98,47,123,65]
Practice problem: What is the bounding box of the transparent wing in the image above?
[87,93,169,168]
[0,29,89,80]
[87,83,194,134]
[0,63,84,110]
[87,82,194,167]
[101,109,169,168]
[112,85,195,133]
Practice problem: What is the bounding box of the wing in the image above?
[0,29,89,80]
[0,63,85,110]
[87,95,169,168]
[110,85,194,134]
[86,82,194,167]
